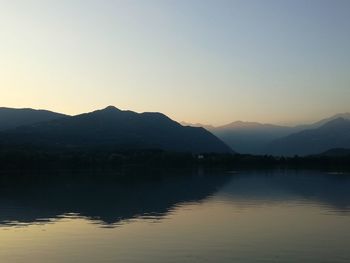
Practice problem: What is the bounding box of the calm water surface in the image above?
[0,169,349,263]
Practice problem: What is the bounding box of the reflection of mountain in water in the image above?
[0,170,230,227]
[0,169,349,228]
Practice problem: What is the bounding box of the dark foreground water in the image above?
[0,169,349,263]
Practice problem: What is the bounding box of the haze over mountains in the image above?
[267,118,350,156]
[183,113,350,156]
[209,121,293,154]
[0,106,231,154]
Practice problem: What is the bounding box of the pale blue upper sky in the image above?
[1,0,349,125]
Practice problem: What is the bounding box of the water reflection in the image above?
[0,169,349,228]
[0,169,230,227]
[220,170,350,213]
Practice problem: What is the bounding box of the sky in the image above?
[1,0,349,126]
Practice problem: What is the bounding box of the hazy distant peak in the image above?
[225,121,262,127]
[179,121,215,130]
[319,117,350,129]
[216,120,289,130]
[299,112,350,130]
[332,112,350,119]
[266,117,350,156]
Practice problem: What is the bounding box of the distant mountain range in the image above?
[266,118,350,156]
[1,106,350,156]
[0,106,231,154]
[296,113,350,130]
[182,113,350,156]
[210,121,293,154]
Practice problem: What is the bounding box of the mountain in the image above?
[1,106,232,154]
[181,121,296,154]
[180,121,215,131]
[0,107,67,131]
[319,148,350,157]
[210,121,294,154]
[183,113,350,155]
[266,118,350,156]
[295,112,350,130]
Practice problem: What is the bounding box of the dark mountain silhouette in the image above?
[318,148,350,157]
[266,118,350,156]
[0,107,67,131]
[1,106,232,154]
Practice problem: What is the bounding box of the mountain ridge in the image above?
[1,106,350,155]
[1,106,232,154]
[266,118,350,156]
[181,113,350,154]
[0,107,68,131]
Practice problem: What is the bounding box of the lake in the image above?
[0,169,349,263]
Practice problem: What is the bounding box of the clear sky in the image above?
[1,0,349,126]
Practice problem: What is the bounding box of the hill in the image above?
[318,148,350,157]
[1,106,232,154]
[0,107,67,130]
